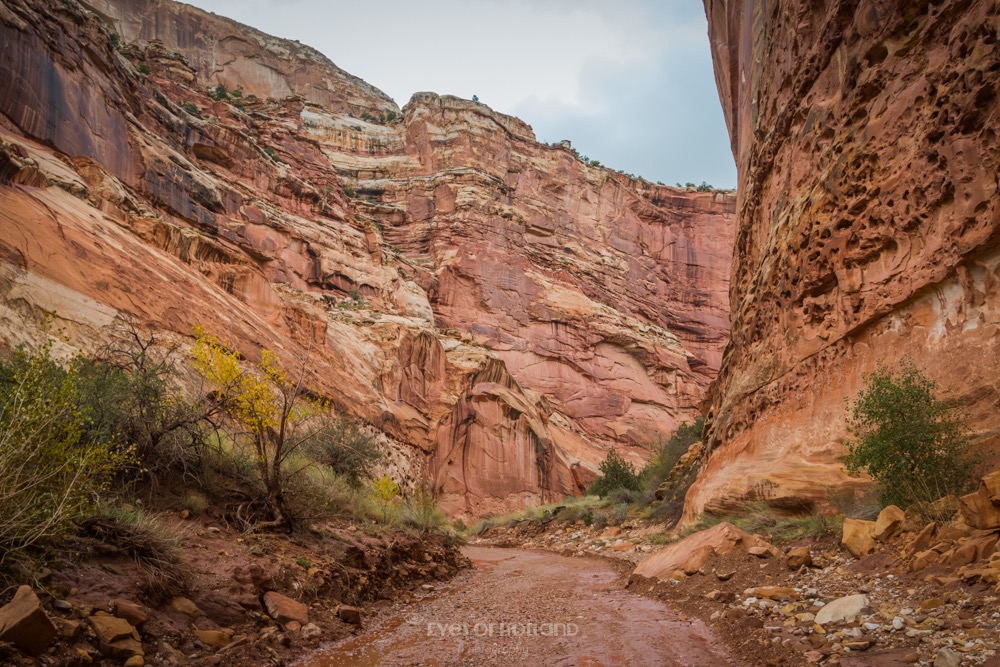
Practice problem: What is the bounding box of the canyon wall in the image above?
[0,0,735,514]
[689,0,1000,519]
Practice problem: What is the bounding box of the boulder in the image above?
[873,505,905,542]
[786,546,813,569]
[959,471,1000,529]
[263,591,308,627]
[680,545,715,575]
[0,586,57,656]
[841,519,877,558]
[632,522,779,581]
[814,594,868,626]
[905,522,938,558]
[983,470,1000,501]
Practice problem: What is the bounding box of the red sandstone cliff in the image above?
[0,0,735,514]
[690,0,999,520]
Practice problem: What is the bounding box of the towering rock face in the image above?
[0,0,735,514]
[691,0,999,519]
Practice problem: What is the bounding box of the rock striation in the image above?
[689,0,1000,520]
[0,0,735,514]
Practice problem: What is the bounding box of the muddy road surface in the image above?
[296,546,739,667]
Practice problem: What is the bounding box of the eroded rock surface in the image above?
[0,0,735,514]
[690,0,1000,520]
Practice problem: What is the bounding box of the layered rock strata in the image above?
[689,0,1000,520]
[0,0,735,513]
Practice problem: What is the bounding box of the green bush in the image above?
[586,449,641,498]
[0,344,133,569]
[844,361,983,510]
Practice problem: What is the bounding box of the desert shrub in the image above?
[402,483,448,535]
[607,486,639,505]
[844,361,982,510]
[640,417,703,499]
[586,449,641,498]
[78,319,206,483]
[305,416,383,488]
[137,63,150,75]
[591,510,608,530]
[83,504,188,600]
[609,503,630,526]
[0,344,133,569]
[182,491,209,516]
[283,454,364,524]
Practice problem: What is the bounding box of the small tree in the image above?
[371,475,400,523]
[587,448,641,498]
[191,328,320,531]
[844,361,982,510]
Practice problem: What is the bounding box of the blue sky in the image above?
[185,0,737,188]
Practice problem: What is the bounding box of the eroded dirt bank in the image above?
[297,546,739,667]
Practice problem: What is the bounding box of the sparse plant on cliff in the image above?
[844,360,983,511]
[137,63,151,75]
[191,327,324,532]
[586,448,641,498]
[639,417,704,501]
[305,415,382,488]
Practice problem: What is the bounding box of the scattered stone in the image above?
[53,617,81,639]
[815,595,868,626]
[934,647,961,667]
[89,613,138,644]
[112,599,149,628]
[302,623,322,640]
[841,519,876,558]
[873,505,905,542]
[749,587,799,600]
[749,546,773,558]
[337,604,362,625]
[0,586,58,656]
[194,628,233,650]
[263,591,309,627]
[786,546,813,569]
[124,657,144,667]
[892,616,905,630]
[168,596,201,619]
[844,640,871,651]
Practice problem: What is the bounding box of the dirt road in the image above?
[297,546,739,667]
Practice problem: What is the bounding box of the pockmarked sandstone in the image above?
[687,0,1000,522]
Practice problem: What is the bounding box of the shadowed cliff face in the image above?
[0,0,735,515]
[691,0,1000,520]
